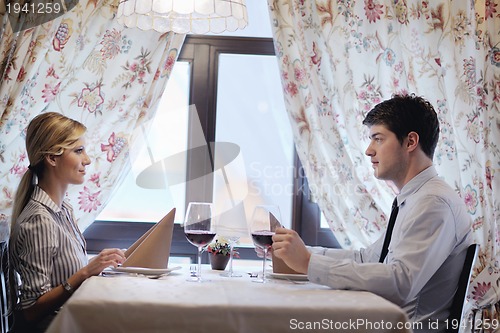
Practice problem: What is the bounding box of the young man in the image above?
[272,94,473,332]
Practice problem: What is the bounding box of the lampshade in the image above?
[116,0,248,34]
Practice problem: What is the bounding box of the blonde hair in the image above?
[11,112,87,231]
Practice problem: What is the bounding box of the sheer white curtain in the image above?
[0,0,185,238]
[268,0,499,318]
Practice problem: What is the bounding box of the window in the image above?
[214,53,293,244]
[86,3,339,260]
[96,62,190,224]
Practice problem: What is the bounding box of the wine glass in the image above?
[184,202,216,282]
[220,235,242,277]
[214,202,247,278]
[250,205,281,283]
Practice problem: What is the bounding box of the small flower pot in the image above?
[210,254,230,270]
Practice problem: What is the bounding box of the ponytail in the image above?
[10,169,36,233]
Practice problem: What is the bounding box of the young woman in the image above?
[9,112,126,332]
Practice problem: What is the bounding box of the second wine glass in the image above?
[250,205,281,283]
[184,202,216,282]
[220,235,241,277]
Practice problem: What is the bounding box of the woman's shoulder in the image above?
[17,200,57,230]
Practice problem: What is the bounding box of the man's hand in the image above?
[272,227,311,274]
[254,244,273,259]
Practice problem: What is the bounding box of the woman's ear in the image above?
[45,154,58,167]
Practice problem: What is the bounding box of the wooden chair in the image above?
[446,244,479,333]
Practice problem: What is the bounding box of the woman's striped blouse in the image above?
[10,186,88,309]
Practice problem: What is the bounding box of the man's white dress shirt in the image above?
[308,166,473,332]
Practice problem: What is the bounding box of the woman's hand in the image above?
[84,248,126,277]
[27,248,127,322]
[63,248,126,297]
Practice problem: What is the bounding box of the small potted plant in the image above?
[206,236,239,270]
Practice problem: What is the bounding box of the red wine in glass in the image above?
[250,205,281,283]
[184,202,215,282]
[185,230,217,247]
[251,231,274,249]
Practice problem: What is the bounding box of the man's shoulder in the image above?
[410,175,469,214]
[421,175,461,198]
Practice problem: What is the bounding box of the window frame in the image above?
[84,35,339,261]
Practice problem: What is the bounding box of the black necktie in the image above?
[379,198,399,263]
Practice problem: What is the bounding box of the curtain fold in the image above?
[268,0,499,318]
[0,0,185,238]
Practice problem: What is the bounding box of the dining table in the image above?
[46,263,413,333]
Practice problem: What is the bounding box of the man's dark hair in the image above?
[362,94,440,159]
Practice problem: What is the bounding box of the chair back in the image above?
[446,243,479,333]
[0,241,10,333]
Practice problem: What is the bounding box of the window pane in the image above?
[96,62,191,223]
[321,212,329,228]
[214,54,293,243]
[199,0,273,38]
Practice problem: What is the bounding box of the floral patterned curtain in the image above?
[268,0,499,322]
[0,0,185,239]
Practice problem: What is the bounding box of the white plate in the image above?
[111,266,181,276]
[268,272,309,281]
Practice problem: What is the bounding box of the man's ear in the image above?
[406,132,419,152]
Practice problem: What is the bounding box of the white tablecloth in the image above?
[46,265,412,333]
